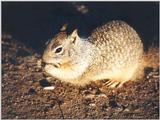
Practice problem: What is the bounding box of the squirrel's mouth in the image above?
[41,61,60,68]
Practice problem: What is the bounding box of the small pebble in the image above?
[28,88,36,94]
[146,75,150,79]
[97,93,107,98]
[39,79,51,87]
[153,75,159,78]
[89,103,96,107]
[43,86,55,90]
[46,77,55,81]
[37,59,42,68]
[124,108,130,112]
[85,94,95,99]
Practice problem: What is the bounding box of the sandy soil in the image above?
[1,34,159,119]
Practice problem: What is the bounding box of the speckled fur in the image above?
[42,20,144,87]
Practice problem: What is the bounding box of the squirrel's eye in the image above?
[55,47,63,53]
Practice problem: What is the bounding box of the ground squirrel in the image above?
[42,20,144,87]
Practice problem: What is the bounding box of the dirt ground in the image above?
[1,33,159,119]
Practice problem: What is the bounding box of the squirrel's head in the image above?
[42,25,80,68]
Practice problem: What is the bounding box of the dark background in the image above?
[2,2,159,53]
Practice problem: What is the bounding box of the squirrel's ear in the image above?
[60,23,68,31]
[70,29,79,44]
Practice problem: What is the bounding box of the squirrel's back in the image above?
[89,20,143,67]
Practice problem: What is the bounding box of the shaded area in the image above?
[2,2,159,53]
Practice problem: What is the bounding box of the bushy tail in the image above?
[143,47,159,69]
[132,47,159,81]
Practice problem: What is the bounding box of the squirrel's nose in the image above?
[41,61,46,68]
